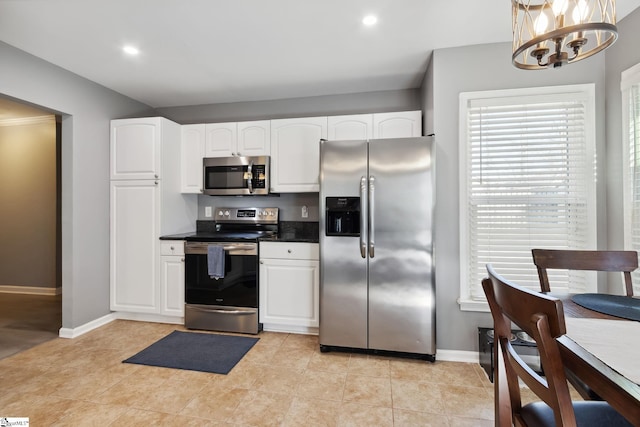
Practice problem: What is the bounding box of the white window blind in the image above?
[459,85,596,310]
[622,64,640,295]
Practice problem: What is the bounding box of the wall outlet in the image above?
[204,206,212,218]
[301,205,308,218]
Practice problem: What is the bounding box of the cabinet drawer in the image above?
[160,241,185,256]
[260,242,318,260]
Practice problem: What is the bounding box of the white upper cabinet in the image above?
[205,122,237,157]
[237,120,271,156]
[205,121,270,158]
[181,124,205,193]
[372,111,422,139]
[328,114,373,140]
[110,118,162,180]
[270,116,327,193]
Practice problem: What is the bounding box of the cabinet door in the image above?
[328,114,373,140]
[270,117,327,192]
[181,124,205,193]
[160,255,185,317]
[259,258,319,327]
[205,123,237,157]
[237,120,270,156]
[373,111,422,139]
[110,180,160,313]
[110,118,161,180]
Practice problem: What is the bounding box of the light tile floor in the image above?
[0,319,499,426]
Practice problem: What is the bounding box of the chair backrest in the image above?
[531,249,638,296]
[483,264,577,426]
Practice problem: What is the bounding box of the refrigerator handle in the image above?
[369,175,375,258]
[359,176,368,258]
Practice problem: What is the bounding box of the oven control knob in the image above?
[224,210,230,217]
[217,210,223,216]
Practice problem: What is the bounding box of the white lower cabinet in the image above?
[160,241,185,317]
[259,242,319,333]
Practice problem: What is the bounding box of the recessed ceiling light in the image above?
[122,45,140,56]
[362,15,377,26]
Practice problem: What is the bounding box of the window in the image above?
[459,85,597,311]
[622,63,640,295]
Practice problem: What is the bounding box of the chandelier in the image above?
[512,0,618,69]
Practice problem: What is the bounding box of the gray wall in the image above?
[425,42,607,352]
[157,89,421,124]
[0,118,57,289]
[0,41,154,329]
[605,7,640,286]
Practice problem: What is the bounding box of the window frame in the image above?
[458,84,597,312]
[621,62,640,295]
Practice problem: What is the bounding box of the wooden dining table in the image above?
[554,294,640,424]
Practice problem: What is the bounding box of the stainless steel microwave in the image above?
[203,156,270,196]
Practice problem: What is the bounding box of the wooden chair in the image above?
[482,264,632,426]
[531,249,638,297]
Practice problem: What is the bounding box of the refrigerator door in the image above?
[368,137,435,354]
[319,139,368,349]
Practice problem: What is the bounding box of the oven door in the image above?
[184,241,258,307]
[184,241,260,334]
[203,156,269,196]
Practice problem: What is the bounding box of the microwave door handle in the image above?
[359,176,368,258]
[369,175,375,258]
[247,161,254,194]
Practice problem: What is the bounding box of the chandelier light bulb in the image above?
[552,0,569,16]
[572,0,589,23]
[534,13,549,35]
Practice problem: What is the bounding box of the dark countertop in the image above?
[160,221,319,243]
[160,232,197,240]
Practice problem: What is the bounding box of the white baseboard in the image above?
[58,312,184,339]
[113,312,184,325]
[435,349,480,363]
[59,313,116,338]
[262,324,319,335]
[0,285,61,295]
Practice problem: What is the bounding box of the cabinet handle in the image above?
[181,258,185,262]
[155,174,159,178]
[170,246,174,250]
[287,249,292,253]
[260,260,264,264]
[155,181,159,185]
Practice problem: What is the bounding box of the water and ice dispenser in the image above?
[325,197,360,236]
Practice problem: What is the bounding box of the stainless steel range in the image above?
[184,207,278,334]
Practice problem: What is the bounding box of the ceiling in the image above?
[1,0,640,109]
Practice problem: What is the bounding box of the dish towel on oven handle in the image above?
[207,244,225,279]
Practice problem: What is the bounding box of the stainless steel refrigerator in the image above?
[319,136,435,359]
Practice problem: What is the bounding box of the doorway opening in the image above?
[0,95,62,358]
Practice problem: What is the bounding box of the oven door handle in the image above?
[185,242,257,255]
